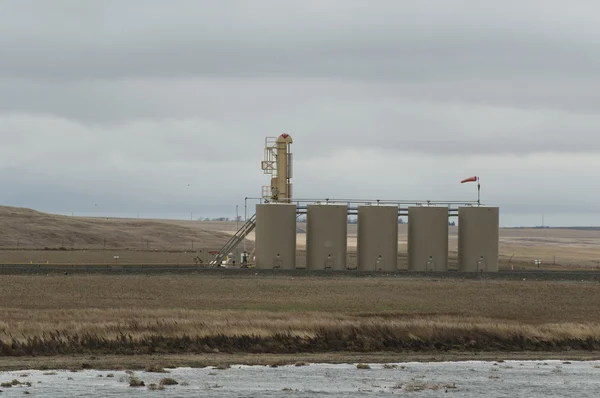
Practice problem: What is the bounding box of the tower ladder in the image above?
[209,213,256,266]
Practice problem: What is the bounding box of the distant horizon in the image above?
[5,203,600,230]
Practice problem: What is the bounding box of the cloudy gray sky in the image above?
[1,0,600,226]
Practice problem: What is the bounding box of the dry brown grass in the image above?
[0,275,599,357]
[0,206,238,250]
[2,205,600,269]
[1,275,599,321]
[0,249,201,265]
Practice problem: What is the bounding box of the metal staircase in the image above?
[208,213,256,266]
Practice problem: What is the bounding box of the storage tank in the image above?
[306,204,348,270]
[458,206,499,272]
[357,205,399,271]
[255,203,297,269]
[408,206,449,272]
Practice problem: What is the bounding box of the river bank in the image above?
[2,351,600,372]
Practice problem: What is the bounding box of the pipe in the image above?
[295,207,461,217]
[243,196,478,205]
[286,198,478,205]
[295,206,459,212]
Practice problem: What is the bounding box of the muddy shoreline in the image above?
[1,351,600,372]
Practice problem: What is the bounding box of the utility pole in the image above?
[243,197,248,252]
[236,205,239,231]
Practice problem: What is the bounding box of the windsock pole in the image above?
[460,176,480,205]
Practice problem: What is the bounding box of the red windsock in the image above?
[461,176,478,183]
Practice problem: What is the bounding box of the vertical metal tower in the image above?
[261,134,293,202]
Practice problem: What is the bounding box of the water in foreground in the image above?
[0,360,599,397]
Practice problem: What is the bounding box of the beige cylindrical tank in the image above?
[458,206,499,272]
[408,207,449,272]
[306,204,348,270]
[357,205,399,271]
[255,203,297,269]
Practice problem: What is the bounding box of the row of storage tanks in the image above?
[255,203,500,272]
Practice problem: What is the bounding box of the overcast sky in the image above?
[1,0,600,226]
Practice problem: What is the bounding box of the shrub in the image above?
[129,377,145,387]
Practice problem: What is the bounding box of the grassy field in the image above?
[1,205,600,269]
[0,205,239,250]
[1,274,599,369]
[1,205,600,369]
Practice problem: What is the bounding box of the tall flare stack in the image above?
[261,134,293,202]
